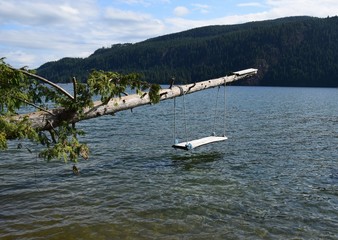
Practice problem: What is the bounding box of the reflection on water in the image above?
[1,86,338,239]
[171,151,224,170]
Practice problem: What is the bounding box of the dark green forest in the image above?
[37,16,338,87]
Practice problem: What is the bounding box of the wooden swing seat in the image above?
[172,135,227,150]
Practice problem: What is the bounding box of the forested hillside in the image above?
[37,16,338,87]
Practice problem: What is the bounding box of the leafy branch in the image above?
[0,58,161,162]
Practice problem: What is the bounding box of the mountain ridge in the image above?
[37,16,338,87]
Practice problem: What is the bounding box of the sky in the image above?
[0,0,337,69]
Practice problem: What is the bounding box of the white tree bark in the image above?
[11,68,257,131]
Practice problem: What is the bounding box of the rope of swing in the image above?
[173,80,226,144]
[173,97,177,144]
[212,78,227,137]
[223,78,227,137]
[212,86,221,135]
[183,91,189,143]
[173,88,189,144]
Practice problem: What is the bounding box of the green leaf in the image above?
[1,58,161,162]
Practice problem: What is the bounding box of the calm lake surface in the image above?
[1,86,338,239]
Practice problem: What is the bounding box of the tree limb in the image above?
[11,95,56,116]
[10,66,74,101]
[8,68,258,133]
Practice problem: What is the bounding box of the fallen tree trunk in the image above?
[12,68,257,131]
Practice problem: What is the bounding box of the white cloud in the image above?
[266,0,338,17]
[105,7,153,22]
[0,1,95,28]
[118,0,171,6]
[0,1,99,69]
[237,2,264,7]
[166,0,338,34]
[59,4,80,16]
[0,1,166,68]
[102,7,165,41]
[192,4,210,14]
[174,6,190,17]
[5,51,37,68]
[165,11,271,32]
[1,0,338,69]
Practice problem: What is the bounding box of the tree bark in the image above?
[11,69,257,131]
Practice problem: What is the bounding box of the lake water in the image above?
[1,86,338,239]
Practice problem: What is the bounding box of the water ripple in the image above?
[1,87,338,239]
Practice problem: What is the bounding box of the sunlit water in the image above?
[1,86,338,239]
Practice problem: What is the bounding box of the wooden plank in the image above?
[172,136,228,150]
[233,68,258,76]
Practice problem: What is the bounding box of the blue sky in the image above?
[1,0,337,68]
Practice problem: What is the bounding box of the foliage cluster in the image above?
[37,16,338,87]
[0,59,160,162]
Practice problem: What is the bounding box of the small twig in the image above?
[46,120,58,143]
[160,92,168,97]
[71,77,78,130]
[169,77,175,89]
[10,66,74,101]
[72,77,78,103]
[46,120,56,131]
[187,83,196,92]
[48,129,57,143]
[12,96,56,116]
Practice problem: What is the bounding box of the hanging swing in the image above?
[172,79,228,150]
